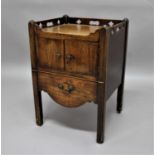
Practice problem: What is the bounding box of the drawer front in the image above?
[38,72,96,107]
[37,37,64,71]
[65,40,98,76]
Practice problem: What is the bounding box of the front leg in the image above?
[96,83,106,143]
[32,72,43,126]
[28,21,43,126]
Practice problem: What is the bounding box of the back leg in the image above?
[117,84,124,113]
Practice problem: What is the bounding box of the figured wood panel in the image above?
[37,37,64,71]
[42,24,102,36]
[65,40,98,76]
[38,72,96,107]
[36,29,100,42]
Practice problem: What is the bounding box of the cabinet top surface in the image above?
[41,24,102,36]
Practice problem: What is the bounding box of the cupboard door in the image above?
[37,37,64,71]
[65,40,98,76]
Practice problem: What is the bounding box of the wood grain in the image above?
[28,21,43,126]
[38,72,96,107]
[37,37,64,71]
[42,24,102,36]
[28,16,129,143]
[65,40,98,76]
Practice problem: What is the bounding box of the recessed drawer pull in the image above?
[57,83,74,94]
[66,54,75,63]
[65,84,74,94]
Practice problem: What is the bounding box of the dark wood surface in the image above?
[96,28,109,143]
[117,19,129,113]
[106,21,126,100]
[28,15,129,143]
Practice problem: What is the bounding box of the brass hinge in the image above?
[96,81,104,84]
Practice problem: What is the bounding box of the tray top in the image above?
[41,24,102,36]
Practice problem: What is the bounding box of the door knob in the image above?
[56,52,62,59]
[66,54,75,62]
[65,84,74,94]
[57,83,74,94]
[57,83,64,90]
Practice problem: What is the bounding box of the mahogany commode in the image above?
[28,15,129,143]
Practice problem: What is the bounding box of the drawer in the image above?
[37,37,64,71]
[65,40,98,76]
[38,72,96,107]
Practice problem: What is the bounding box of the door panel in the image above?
[37,37,64,71]
[65,40,98,76]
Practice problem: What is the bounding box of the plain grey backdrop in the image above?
[2,0,154,154]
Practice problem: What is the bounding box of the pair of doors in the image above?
[37,37,98,76]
